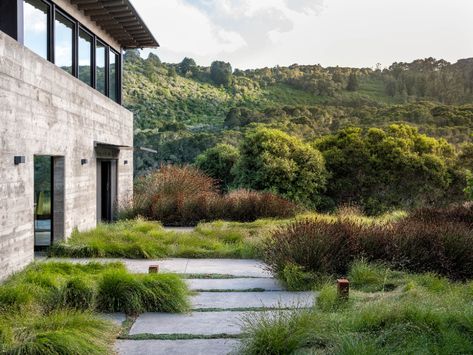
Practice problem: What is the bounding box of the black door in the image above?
[101,160,112,221]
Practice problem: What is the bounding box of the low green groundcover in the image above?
[240,260,473,355]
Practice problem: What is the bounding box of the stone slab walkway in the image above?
[41,258,314,354]
[111,258,316,355]
[186,278,283,291]
[49,258,271,277]
[192,291,314,309]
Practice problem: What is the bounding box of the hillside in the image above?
[122,51,473,174]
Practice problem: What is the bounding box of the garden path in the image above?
[114,258,315,354]
[48,258,314,354]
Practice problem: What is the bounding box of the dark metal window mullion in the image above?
[105,45,109,98]
[118,50,123,104]
[73,20,78,78]
[49,1,54,63]
[91,31,96,89]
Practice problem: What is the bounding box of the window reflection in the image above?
[34,156,52,247]
[109,50,118,102]
[96,41,106,95]
[78,29,92,86]
[55,12,73,74]
[24,0,49,59]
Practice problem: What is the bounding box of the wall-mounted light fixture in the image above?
[124,160,128,165]
[81,159,88,165]
[14,156,25,165]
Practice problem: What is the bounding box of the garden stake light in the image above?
[337,279,350,300]
[149,265,160,273]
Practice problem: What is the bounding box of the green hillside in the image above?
[123,52,473,174]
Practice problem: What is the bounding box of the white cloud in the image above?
[132,0,245,58]
[132,0,473,69]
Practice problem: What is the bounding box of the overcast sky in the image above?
[132,0,473,70]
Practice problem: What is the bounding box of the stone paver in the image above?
[46,258,270,277]
[192,291,315,309]
[187,278,282,291]
[116,339,240,355]
[130,310,291,336]
[130,311,241,335]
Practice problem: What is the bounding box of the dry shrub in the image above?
[406,203,473,228]
[265,207,473,280]
[133,165,218,226]
[264,220,360,277]
[123,165,300,225]
[216,190,299,222]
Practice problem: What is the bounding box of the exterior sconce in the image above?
[124,160,128,165]
[14,156,25,165]
[81,159,88,165]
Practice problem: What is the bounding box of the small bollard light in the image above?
[148,265,159,274]
[337,278,350,300]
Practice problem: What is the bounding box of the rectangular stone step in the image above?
[116,339,240,355]
[47,258,271,277]
[186,278,282,291]
[129,310,290,336]
[191,291,315,310]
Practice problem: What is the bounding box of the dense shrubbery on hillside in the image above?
[194,124,468,213]
[315,124,458,212]
[123,51,473,212]
[234,127,327,208]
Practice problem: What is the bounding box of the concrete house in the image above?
[0,0,158,279]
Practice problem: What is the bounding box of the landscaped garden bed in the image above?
[240,260,473,354]
[0,262,189,354]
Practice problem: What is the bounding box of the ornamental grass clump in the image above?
[0,261,190,354]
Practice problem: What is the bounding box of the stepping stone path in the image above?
[46,257,315,354]
[115,258,316,355]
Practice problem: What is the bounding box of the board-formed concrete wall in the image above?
[0,31,133,280]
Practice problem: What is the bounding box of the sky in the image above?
[132,0,473,70]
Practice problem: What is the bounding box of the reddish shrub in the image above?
[121,166,300,225]
[264,208,473,280]
[263,220,361,277]
[216,190,300,222]
[406,204,473,228]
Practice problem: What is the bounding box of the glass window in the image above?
[54,12,74,74]
[34,156,52,247]
[96,41,106,95]
[109,50,118,102]
[24,0,49,59]
[78,29,92,86]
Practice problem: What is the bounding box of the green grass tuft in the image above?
[0,310,118,355]
[0,261,190,354]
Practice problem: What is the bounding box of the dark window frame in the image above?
[19,0,122,104]
[109,48,119,102]
[78,26,94,87]
[95,38,108,95]
[53,8,76,76]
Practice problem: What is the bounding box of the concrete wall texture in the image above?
[0,31,134,280]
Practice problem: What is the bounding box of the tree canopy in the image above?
[234,127,328,207]
[210,61,233,86]
[315,124,456,212]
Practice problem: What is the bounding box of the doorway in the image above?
[97,160,117,222]
[34,156,53,249]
